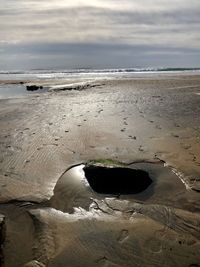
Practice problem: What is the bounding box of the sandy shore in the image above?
[0,73,200,266]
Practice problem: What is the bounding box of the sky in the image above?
[0,0,200,70]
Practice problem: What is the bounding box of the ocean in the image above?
[0,67,200,99]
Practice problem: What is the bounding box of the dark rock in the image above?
[26,85,41,91]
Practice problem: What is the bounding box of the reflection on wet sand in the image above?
[0,74,200,266]
[51,161,199,214]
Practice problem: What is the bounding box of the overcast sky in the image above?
[0,0,200,70]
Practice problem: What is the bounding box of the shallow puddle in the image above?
[51,160,199,213]
[0,84,48,99]
[84,165,152,194]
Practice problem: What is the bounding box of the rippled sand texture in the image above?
[0,74,200,266]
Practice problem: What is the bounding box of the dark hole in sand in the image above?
[83,166,152,194]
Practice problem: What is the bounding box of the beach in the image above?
[0,72,200,266]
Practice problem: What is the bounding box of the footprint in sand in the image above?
[95,256,118,267]
[171,133,179,138]
[181,144,191,150]
[117,229,129,243]
[144,237,162,253]
[156,125,162,129]
[129,135,136,140]
[138,146,144,152]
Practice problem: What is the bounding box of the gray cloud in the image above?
[0,0,200,69]
[1,42,199,70]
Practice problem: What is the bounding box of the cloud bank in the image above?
[0,0,200,69]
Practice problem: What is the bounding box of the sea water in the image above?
[0,68,199,99]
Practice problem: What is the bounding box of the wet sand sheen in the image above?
[0,73,200,266]
[51,161,199,214]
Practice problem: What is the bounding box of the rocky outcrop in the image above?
[26,85,43,91]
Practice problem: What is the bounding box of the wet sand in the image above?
[0,73,200,266]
